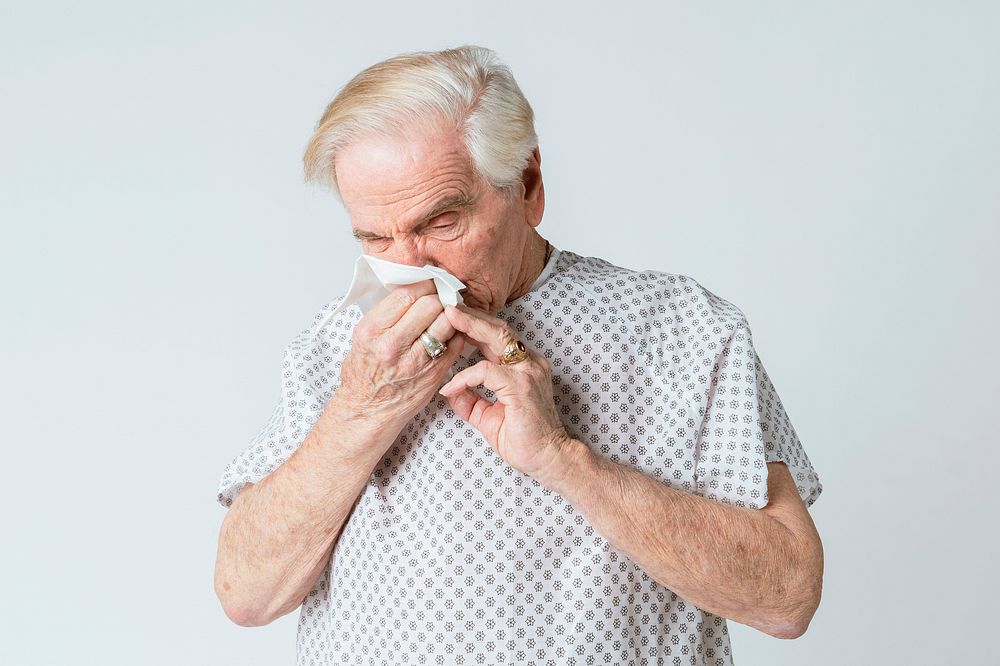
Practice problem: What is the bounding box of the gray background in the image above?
[2,1,997,664]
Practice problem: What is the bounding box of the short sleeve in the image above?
[693,315,823,510]
[215,342,318,509]
[215,296,354,509]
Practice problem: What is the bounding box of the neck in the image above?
[504,232,549,307]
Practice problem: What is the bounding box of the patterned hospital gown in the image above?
[216,246,823,665]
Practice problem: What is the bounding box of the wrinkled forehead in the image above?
[335,122,478,209]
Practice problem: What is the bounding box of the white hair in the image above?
[302,45,538,203]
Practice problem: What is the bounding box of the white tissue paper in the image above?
[326,254,478,360]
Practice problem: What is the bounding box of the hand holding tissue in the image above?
[329,254,478,357]
[330,254,467,317]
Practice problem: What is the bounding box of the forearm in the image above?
[215,393,394,626]
[540,438,809,639]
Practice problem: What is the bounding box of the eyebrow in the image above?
[351,193,473,241]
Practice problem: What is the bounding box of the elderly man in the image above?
[214,45,824,665]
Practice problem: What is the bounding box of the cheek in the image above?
[440,218,513,305]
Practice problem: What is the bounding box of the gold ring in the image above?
[500,337,528,365]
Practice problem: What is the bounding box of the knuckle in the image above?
[525,359,546,382]
[400,343,421,368]
[419,293,444,313]
[398,280,435,302]
[351,322,370,344]
[397,330,416,353]
[377,340,398,364]
[395,289,417,308]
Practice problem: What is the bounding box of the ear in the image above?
[521,146,545,228]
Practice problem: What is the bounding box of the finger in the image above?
[364,279,438,331]
[409,327,466,369]
[443,304,516,363]
[424,308,457,343]
[405,309,460,370]
[448,389,505,453]
[439,360,512,400]
[444,384,492,428]
[390,292,444,350]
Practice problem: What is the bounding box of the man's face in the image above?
[336,122,541,314]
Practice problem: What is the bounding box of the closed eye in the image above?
[426,213,460,232]
[352,212,461,244]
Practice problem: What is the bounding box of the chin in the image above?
[460,293,489,313]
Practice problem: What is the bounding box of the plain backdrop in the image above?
[2,2,997,664]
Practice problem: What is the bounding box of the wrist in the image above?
[319,391,399,462]
[533,435,592,492]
